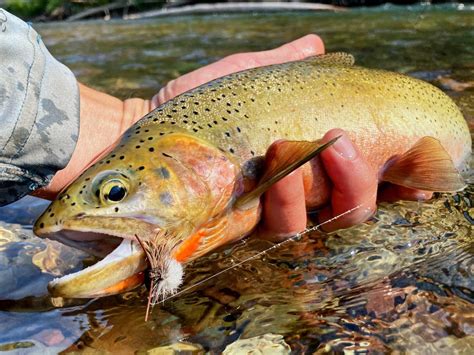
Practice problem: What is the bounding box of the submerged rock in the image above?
[145,342,204,355]
[223,333,291,355]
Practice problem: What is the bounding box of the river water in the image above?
[0,4,473,353]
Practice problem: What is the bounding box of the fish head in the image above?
[33,132,239,299]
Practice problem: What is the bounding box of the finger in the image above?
[378,183,433,203]
[151,34,325,107]
[318,129,378,232]
[260,168,307,241]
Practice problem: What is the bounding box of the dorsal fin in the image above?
[382,136,466,192]
[305,52,355,66]
[235,136,340,210]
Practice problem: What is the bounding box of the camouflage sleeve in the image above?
[0,9,80,206]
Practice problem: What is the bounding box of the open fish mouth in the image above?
[37,229,148,298]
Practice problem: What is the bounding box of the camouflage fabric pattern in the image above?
[0,9,79,206]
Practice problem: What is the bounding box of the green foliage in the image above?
[5,0,50,18]
[5,0,128,19]
[5,1,172,20]
[45,0,67,13]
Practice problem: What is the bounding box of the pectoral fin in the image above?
[173,217,227,263]
[382,137,466,192]
[235,136,340,209]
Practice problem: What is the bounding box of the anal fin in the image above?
[382,137,466,192]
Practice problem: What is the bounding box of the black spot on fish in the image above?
[149,147,155,152]
[120,156,125,160]
[138,166,145,171]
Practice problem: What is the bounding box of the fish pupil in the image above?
[108,185,126,202]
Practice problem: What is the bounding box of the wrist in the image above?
[33,84,151,199]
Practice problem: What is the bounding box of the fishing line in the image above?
[145,3,433,312]
[157,192,376,305]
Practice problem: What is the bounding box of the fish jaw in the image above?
[34,214,161,243]
[48,239,147,298]
[34,216,162,298]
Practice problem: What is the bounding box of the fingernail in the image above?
[332,134,357,160]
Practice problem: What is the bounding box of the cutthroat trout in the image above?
[34,53,471,299]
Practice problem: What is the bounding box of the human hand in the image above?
[260,129,433,237]
[150,34,325,107]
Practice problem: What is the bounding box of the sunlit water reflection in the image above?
[0,4,473,353]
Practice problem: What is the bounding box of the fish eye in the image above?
[101,180,128,203]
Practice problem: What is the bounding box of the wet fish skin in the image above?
[33,53,471,298]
